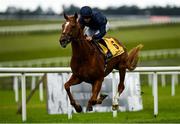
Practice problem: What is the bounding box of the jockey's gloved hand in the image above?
[86,36,92,41]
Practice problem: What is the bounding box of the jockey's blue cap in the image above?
[80,6,92,17]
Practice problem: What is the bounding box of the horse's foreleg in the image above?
[64,75,82,113]
[86,78,104,111]
[96,93,108,104]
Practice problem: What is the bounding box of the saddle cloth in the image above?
[98,37,124,58]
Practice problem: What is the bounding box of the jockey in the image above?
[79,6,112,59]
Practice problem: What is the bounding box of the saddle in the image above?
[96,37,124,59]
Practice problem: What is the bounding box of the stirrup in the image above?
[104,51,112,64]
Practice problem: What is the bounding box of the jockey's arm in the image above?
[92,24,106,40]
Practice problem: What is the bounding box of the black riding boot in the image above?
[97,39,113,62]
[106,49,113,59]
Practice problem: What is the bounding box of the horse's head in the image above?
[59,13,81,48]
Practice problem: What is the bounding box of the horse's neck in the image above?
[71,37,93,59]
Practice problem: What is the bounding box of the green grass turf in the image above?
[0,85,180,123]
[0,31,72,61]
[0,23,180,63]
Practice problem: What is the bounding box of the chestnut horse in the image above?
[59,13,143,112]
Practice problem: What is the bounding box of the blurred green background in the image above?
[0,5,180,122]
[0,21,180,66]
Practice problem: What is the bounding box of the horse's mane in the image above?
[65,16,97,52]
[76,19,87,40]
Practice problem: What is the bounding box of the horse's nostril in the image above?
[59,39,67,48]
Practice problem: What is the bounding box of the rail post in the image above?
[153,72,158,117]
[13,76,19,102]
[21,73,27,121]
[171,74,176,96]
[39,76,44,101]
[31,76,36,90]
[161,74,166,87]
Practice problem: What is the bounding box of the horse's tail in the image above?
[127,44,143,71]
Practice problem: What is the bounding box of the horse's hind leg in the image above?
[86,78,104,111]
[64,74,82,113]
[118,65,126,95]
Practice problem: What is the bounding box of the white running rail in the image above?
[0,66,180,121]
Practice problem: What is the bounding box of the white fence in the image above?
[0,73,44,102]
[0,66,180,121]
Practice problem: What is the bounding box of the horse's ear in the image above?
[63,12,68,20]
[74,12,78,20]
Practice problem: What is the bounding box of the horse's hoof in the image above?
[100,94,108,100]
[97,94,108,104]
[112,104,119,111]
[86,106,93,112]
[74,104,82,113]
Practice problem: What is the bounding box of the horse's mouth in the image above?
[61,43,67,48]
[60,39,68,48]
